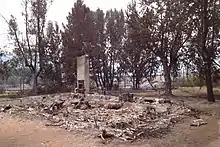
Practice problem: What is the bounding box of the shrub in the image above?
[213,89,220,94]
[0,88,5,94]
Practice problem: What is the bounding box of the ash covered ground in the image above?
[0,93,202,143]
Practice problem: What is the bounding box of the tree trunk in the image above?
[162,61,172,95]
[22,77,25,91]
[98,72,103,88]
[202,0,215,102]
[205,60,215,102]
[164,71,172,95]
[186,65,189,80]
[135,68,141,89]
[55,62,62,85]
[135,76,140,89]
[132,74,136,89]
[32,72,38,94]
[20,78,22,92]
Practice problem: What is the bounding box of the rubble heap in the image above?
[0,93,196,142]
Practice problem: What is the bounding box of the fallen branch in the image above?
[45,121,64,127]
[100,133,107,144]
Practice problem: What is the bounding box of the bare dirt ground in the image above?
[0,112,220,147]
[0,114,149,147]
[1,92,220,147]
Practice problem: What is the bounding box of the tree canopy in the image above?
[4,0,220,101]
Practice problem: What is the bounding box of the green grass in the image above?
[0,93,10,98]
[173,86,220,97]
[0,92,22,99]
[131,87,220,98]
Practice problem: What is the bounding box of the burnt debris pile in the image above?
[0,93,198,142]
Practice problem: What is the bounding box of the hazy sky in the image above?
[0,0,131,50]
